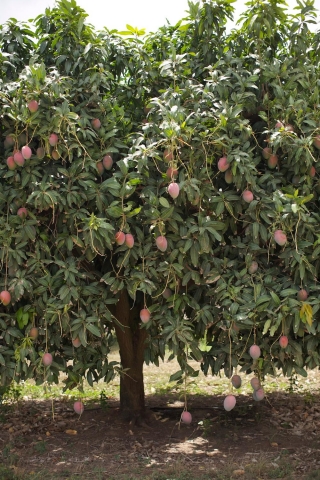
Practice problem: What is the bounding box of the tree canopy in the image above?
[1,0,320,419]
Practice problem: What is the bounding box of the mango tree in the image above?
[1,0,320,422]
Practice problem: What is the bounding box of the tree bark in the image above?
[114,289,147,422]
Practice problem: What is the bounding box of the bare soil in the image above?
[1,389,320,479]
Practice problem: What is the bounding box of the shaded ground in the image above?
[2,390,320,479]
[1,356,320,479]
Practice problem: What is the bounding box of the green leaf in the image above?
[270,291,281,306]
[118,160,128,176]
[280,289,298,297]
[107,206,123,218]
[300,194,313,205]
[161,206,174,221]
[256,295,270,306]
[126,24,136,33]
[0,353,5,366]
[190,243,199,267]
[83,43,92,55]
[294,366,307,377]
[24,225,36,241]
[78,328,87,347]
[8,327,22,338]
[263,319,271,335]
[293,311,300,334]
[169,370,183,382]
[159,197,170,208]
[127,207,142,218]
[86,323,101,337]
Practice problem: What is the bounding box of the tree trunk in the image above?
[114,289,147,422]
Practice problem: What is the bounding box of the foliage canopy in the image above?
[1,0,320,414]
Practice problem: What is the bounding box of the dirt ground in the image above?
[1,388,320,480]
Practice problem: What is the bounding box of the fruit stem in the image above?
[184,347,188,412]
[45,322,48,352]
[4,247,8,290]
[116,250,130,276]
[238,326,254,362]
[4,204,10,289]
[228,327,232,386]
[294,212,300,253]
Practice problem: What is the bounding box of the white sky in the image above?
[0,0,319,32]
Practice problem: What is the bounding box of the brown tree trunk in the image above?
[113,289,147,422]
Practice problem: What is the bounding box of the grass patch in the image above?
[0,467,219,480]
[1,345,319,407]
[306,470,320,480]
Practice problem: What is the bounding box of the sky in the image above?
[0,0,319,33]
